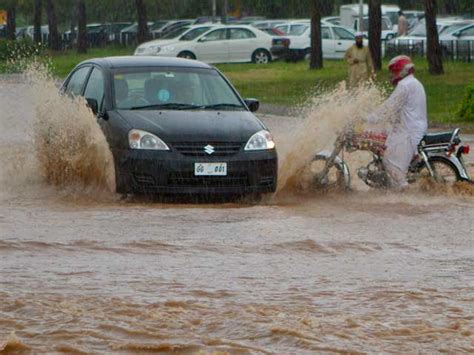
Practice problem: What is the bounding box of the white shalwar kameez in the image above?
[371,74,428,187]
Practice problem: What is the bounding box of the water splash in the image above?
[275,82,386,195]
[27,62,115,192]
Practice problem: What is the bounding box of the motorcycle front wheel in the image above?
[309,155,351,191]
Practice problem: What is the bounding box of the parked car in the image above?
[252,20,287,29]
[440,23,474,59]
[352,16,396,41]
[387,20,471,56]
[151,20,194,38]
[260,27,286,36]
[60,56,278,196]
[274,22,309,36]
[135,25,218,55]
[271,24,366,61]
[135,25,274,64]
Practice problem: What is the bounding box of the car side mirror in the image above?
[86,98,98,115]
[244,98,259,112]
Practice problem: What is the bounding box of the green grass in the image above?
[2,46,473,127]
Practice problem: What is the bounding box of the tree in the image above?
[368,0,382,71]
[135,0,149,44]
[77,0,87,53]
[6,0,16,40]
[33,0,42,43]
[424,0,444,75]
[309,0,323,69]
[46,0,61,50]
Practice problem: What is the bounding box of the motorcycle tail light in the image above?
[460,145,470,154]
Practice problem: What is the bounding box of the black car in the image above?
[61,56,278,196]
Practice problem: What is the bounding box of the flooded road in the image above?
[1,75,473,353]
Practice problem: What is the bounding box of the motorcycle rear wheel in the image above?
[413,157,461,184]
[309,155,351,191]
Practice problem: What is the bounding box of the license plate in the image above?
[194,162,227,176]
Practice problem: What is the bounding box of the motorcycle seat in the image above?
[421,131,460,146]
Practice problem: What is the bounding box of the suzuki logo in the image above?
[204,144,215,155]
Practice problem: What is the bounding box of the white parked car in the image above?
[387,20,472,55]
[135,25,275,64]
[271,24,368,61]
[440,23,474,59]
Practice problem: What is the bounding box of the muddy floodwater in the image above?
[1,75,473,353]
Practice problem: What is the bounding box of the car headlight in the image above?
[128,129,169,150]
[244,130,275,151]
[145,45,161,54]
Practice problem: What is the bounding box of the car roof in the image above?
[80,56,214,70]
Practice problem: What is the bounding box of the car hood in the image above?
[115,109,265,143]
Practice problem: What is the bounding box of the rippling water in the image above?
[1,74,473,353]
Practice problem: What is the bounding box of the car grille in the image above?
[168,172,249,188]
[170,142,243,157]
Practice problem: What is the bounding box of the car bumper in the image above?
[114,148,278,195]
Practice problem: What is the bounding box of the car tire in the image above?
[177,51,196,60]
[252,49,271,64]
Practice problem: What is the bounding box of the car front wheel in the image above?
[252,49,271,64]
[177,51,196,60]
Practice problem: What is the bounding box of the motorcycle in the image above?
[310,126,472,190]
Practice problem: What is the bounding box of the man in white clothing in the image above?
[369,55,428,188]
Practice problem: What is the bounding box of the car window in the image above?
[200,29,227,42]
[65,66,91,96]
[84,67,105,111]
[112,68,242,110]
[460,26,474,37]
[229,28,256,40]
[322,27,332,39]
[333,27,355,40]
[180,26,212,41]
[289,24,307,36]
[275,24,289,34]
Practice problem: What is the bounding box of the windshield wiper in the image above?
[130,103,203,110]
[201,103,245,110]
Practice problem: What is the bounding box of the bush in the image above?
[458,85,474,122]
[0,38,43,61]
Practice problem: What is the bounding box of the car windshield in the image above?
[113,67,244,110]
[180,26,213,41]
[409,23,427,37]
[440,23,469,34]
[161,26,189,39]
[289,24,308,36]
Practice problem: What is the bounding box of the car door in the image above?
[332,26,355,59]
[194,28,229,63]
[228,28,258,62]
[83,67,105,115]
[321,26,335,58]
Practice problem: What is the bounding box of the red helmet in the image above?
[388,55,415,85]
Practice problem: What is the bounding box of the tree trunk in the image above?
[77,0,87,53]
[46,0,61,50]
[424,0,444,75]
[135,0,149,44]
[34,0,42,44]
[368,0,382,71]
[6,6,16,41]
[309,0,323,69]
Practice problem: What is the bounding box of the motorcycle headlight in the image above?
[244,130,275,151]
[128,129,169,150]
